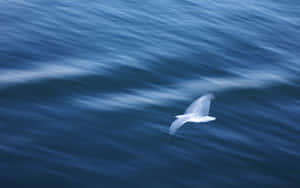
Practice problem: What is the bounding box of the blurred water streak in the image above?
[0,0,300,187]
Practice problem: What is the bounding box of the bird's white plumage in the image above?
[169,93,215,134]
[169,116,190,135]
[184,93,214,116]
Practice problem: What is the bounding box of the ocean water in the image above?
[1,0,300,187]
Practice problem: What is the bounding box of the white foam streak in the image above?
[0,61,104,88]
[75,70,293,111]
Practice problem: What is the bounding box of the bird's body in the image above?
[169,93,216,134]
[189,115,216,123]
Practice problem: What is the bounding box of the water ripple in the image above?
[74,68,293,111]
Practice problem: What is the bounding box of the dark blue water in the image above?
[1,0,300,187]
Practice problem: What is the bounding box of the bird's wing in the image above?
[169,117,189,134]
[184,93,214,116]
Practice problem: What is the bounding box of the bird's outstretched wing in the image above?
[169,117,189,134]
[184,93,214,116]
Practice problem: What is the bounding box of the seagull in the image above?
[169,93,216,134]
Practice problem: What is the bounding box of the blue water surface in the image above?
[0,0,300,187]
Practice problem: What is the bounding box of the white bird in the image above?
[169,93,216,134]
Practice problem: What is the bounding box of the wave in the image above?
[74,68,294,111]
[0,58,112,89]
